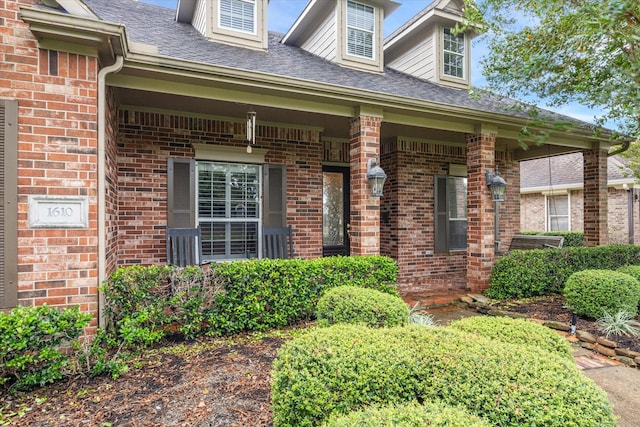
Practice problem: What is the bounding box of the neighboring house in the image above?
[1,0,620,327]
[521,154,638,244]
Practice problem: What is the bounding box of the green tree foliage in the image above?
[463,0,639,144]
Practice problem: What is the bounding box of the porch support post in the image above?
[583,147,609,246]
[349,108,382,256]
[466,125,497,291]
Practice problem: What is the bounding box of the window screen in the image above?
[443,27,464,78]
[347,0,374,59]
[220,0,256,33]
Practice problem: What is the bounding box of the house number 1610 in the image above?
[47,207,74,217]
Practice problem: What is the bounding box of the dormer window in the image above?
[347,0,375,59]
[220,0,256,34]
[443,27,464,79]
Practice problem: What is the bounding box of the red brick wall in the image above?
[381,138,468,288]
[2,0,99,325]
[116,109,323,265]
[349,115,381,256]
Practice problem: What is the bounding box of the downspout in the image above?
[97,55,124,328]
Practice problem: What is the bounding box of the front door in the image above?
[322,166,350,256]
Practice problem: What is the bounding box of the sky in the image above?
[138,0,605,127]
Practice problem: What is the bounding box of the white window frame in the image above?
[219,0,257,35]
[442,27,465,79]
[346,0,375,60]
[196,161,262,262]
[546,194,570,232]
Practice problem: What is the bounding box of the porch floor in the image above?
[397,273,469,308]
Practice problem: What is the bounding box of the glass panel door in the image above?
[323,166,350,256]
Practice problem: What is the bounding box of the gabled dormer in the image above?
[282,0,400,74]
[383,0,478,89]
[176,0,268,51]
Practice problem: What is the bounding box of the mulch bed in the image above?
[493,294,640,353]
[2,335,284,426]
[3,295,639,426]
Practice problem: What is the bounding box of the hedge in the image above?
[323,401,491,427]
[210,256,398,334]
[315,285,409,328]
[564,269,640,318]
[102,256,398,339]
[520,231,584,247]
[488,244,640,299]
[271,324,615,427]
[448,316,573,359]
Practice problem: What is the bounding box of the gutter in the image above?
[608,140,631,157]
[97,55,124,328]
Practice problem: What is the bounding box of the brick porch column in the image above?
[349,111,382,256]
[583,148,609,246]
[466,126,497,291]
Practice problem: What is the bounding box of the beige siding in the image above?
[300,10,337,61]
[386,33,435,81]
[193,0,207,36]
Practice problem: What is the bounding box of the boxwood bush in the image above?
[323,401,491,427]
[448,316,572,359]
[315,285,409,328]
[209,256,398,334]
[271,324,615,427]
[488,244,640,299]
[564,269,640,318]
[520,231,584,247]
[1,305,91,392]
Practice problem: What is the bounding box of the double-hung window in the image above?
[547,194,569,231]
[219,0,256,34]
[346,0,375,59]
[197,162,261,262]
[435,175,467,252]
[443,27,465,79]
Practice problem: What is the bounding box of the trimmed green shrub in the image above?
[564,269,640,318]
[448,316,572,359]
[272,324,615,427]
[0,305,91,392]
[489,244,640,299]
[315,286,409,328]
[102,265,222,343]
[210,256,398,334]
[521,231,584,247]
[323,401,491,427]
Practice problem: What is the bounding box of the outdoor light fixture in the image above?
[485,169,507,202]
[367,156,387,197]
[246,109,256,153]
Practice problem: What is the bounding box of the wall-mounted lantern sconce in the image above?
[367,157,387,197]
[246,109,256,153]
[485,169,507,202]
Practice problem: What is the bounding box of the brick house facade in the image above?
[1,0,617,327]
[521,154,638,244]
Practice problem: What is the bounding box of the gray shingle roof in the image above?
[80,0,586,126]
[520,154,631,189]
